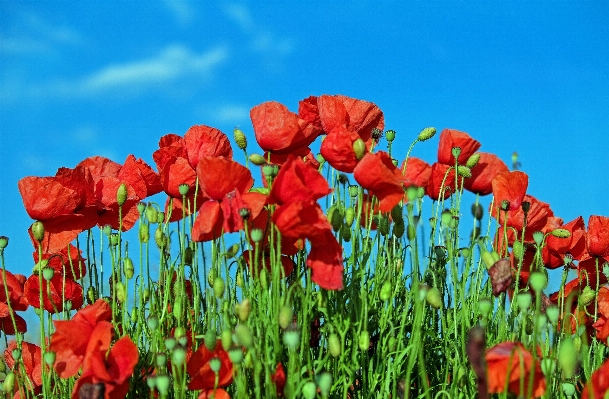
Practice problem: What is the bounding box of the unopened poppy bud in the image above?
[535,313,547,333]
[138,224,149,244]
[0,236,8,250]
[44,351,55,366]
[155,374,170,395]
[529,271,547,292]
[117,183,128,206]
[521,201,531,213]
[417,127,436,142]
[87,286,97,305]
[110,232,119,247]
[353,138,366,160]
[42,267,54,281]
[512,240,524,261]
[235,324,253,348]
[328,333,341,357]
[348,184,359,198]
[358,330,370,351]
[516,292,532,312]
[380,281,392,301]
[115,282,126,302]
[233,127,247,150]
[377,215,389,236]
[478,298,492,317]
[156,352,167,368]
[147,315,159,331]
[391,204,403,223]
[213,277,225,298]
[471,203,484,220]
[558,338,577,378]
[392,158,398,167]
[278,305,293,329]
[345,207,355,227]
[174,326,186,339]
[426,287,442,308]
[236,269,244,287]
[451,147,462,161]
[145,204,158,224]
[338,173,349,186]
[385,129,396,142]
[220,329,232,351]
[155,227,166,249]
[32,221,45,242]
[249,153,266,165]
[317,372,332,395]
[551,228,571,239]
[328,206,343,232]
[171,347,187,366]
[131,308,138,324]
[250,228,263,243]
[578,286,596,307]
[457,165,471,178]
[124,257,134,279]
[546,305,560,325]
[157,212,165,223]
[262,164,275,178]
[481,250,496,269]
[561,382,576,398]
[228,346,243,364]
[11,349,21,361]
[238,298,251,322]
[259,268,269,289]
[441,209,452,228]
[183,246,193,266]
[393,220,405,238]
[302,381,317,399]
[3,372,15,393]
[282,324,300,350]
[137,202,146,215]
[465,153,480,168]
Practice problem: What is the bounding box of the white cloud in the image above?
[162,0,195,25]
[72,45,228,95]
[205,104,251,124]
[223,4,255,32]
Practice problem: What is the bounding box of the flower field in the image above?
[1,94,608,398]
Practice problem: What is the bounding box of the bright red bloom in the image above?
[269,155,331,205]
[463,152,509,196]
[187,339,233,391]
[494,195,553,252]
[437,129,481,166]
[318,95,384,173]
[491,171,528,212]
[486,342,545,398]
[586,215,609,258]
[543,216,587,268]
[71,332,138,399]
[400,157,432,189]
[191,157,266,242]
[49,299,113,378]
[24,274,84,313]
[0,270,28,335]
[272,363,287,397]
[250,97,322,156]
[593,285,609,344]
[4,341,43,397]
[582,356,609,399]
[153,125,233,221]
[426,163,457,200]
[33,244,87,280]
[354,151,405,213]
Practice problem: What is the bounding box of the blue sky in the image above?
[1,1,608,280]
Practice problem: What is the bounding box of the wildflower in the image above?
[437,129,481,165]
[491,170,529,212]
[426,163,457,200]
[24,274,83,313]
[486,342,546,398]
[463,152,509,196]
[353,151,406,213]
[581,356,609,399]
[586,215,609,258]
[399,156,432,191]
[187,339,233,396]
[4,341,43,397]
[0,270,28,335]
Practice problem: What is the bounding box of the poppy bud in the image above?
[393,220,405,238]
[521,201,531,213]
[425,287,442,308]
[578,286,596,307]
[282,324,300,350]
[451,147,462,161]
[551,228,571,239]
[328,333,341,357]
[418,127,436,142]
[0,236,8,250]
[512,240,524,261]
[478,298,492,318]
[529,271,547,292]
[155,227,166,249]
[516,292,532,312]
[353,138,366,160]
[3,372,15,393]
[147,315,159,331]
[156,352,167,368]
[137,202,146,215]
[378,215,389,236]
[235,324,253,348]
[238,298,251,322]
[471,203,483,220]
[171,347,187,366]
[358,330,370,351]
[388,336,397,352]
[441,209,453,228]
[465,153,480,168]
[178,184,189,196]
[164,337,176,352]
[262,164,275,178]
[32,221,45,243]
[250,228,263,243]
[380,281,392,301]
[155,374,170,395]
[456,165,471,178]
[385,129,396,142]
[390,204,403,223]
[540,357,555,377]
[145,204,158,224]
[124,257,134,279]
[219,330,232,351]
[317,372,332,396]
[228,346,243,364]
[558,338,577,378]
[278,305,293,329]
[87,286,97,305]
[139,223,149,243]
[131,307,138,324]
[42,267,54,281]
[302,381,317,399]
[260,268,269,289]
[117,183,128,206]
[44,351,56,367]
[546,305,559,325]
[213,277,225,298]
[249,153,266,165]
[328,206,343,232]
[115,282,126,303]
[233,127,247,150]
[236,268,244,288]
[344,207,355,227]
[481,250,496,269]
[561,382,576,398]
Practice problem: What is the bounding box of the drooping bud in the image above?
[465,153,480,168]
[278,305,293,330]
[204,330,217,351]
[417,127,436,142]
[146,204,158,224]
[31,221,45,243]
[578,286,596,307]
[302,381,317,399]
[237,298,251,322]
[425,287,442,308]
[456,165,471,178]
[116,183,128,207]
[353,138,366,161]
[137,202,146,215]
[213,277,225,298]
[124,257,134,279]
[221,329,232,351]
[345,207,355,227]
[558,338,577,378]
[249,153,266,165]
[358,330,370,351]
[233,127,247,150]
[115,282,127,303]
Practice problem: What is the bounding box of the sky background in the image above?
[1,2,608,284]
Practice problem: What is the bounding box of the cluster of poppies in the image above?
[1,93,607,398]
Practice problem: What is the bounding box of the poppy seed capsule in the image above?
[328,333,341,357]
[358,330,370,351]
[31,221,45,243]
[317,372,332,395]
[385,129,396,142]
[417,127,436,142]
[249,153,266,165]
[0,236,8,250]
[117,183,128,206]
[178,184,189,196]
[44,352,56,367]
[353,138,366,160]
[233,127,247,150]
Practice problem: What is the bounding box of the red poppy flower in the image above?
[0,270,28,335]
[463,152,509,196]
[272,363,287,397]
[491,171,528,212]
[72,333,138,399]
[153,125,233,221]
[187,339,233,391]
[250,98,322,156]
[33,244,87,280]
[273,200,343,290]
[426,163,457,200]
[437,129,481,166]
[543,216,587,269]
[24,274,83,313]
[494,195,553,245]
[269,155,331,205]
[582,356,609,399]
[593,285,609,344]
[318,95,384,173]
[354,151,405,213]
[486,342,545,398]
[586,215,609,258]
[4,340,43,397]
[49,299,113,378]
[400,157,432,189]
[191,157,266,242]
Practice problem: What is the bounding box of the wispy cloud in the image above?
[162,0,195,26]
[197,104,251,125]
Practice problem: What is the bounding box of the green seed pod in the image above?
[329,206,343,232]
[213,277,225,298]
[228,346,244,364]
[44,351,56,367]
[154,227,166,249]
[156,352,167,368]
[235,324,253,348]
[425,287,442,309]
[145,204,158,224]
[529,271,548,293]
[441,209,452,228]
[317,372,332,396]
[164,337,176,352]
[278,305,293,329]
[561,382,576,397]
[465,153,480,168]
[451,146,462,161]
[393,220,405,238]
[31,221,45,243]
[116,183,128,207]
[353,138,366,160]
[204,330,217,350]
[328,333,341,357]
[512,240,524,261]
[147,315,159,331]
[385,129,396,142]
[380,281,392,301]
[123,257,134,279]
[345,207,355,227]
[481,250,496,269]
[233,127,247,150]
[171,347,187,366]
[0,236,8,250]
[3,372,15,393]
[282,325,300,350]
[221,329,232,351]
[86,286,98,305]
[139,223,149,243]
[155,374,170,395]
[456,165,472,178]
[417,127,436,142]
[250,228,263,243]
[558,338,577,378]
[358,330,370,351]
[115,282,126,303]
[478,298,493,318]
[238,298,251,322]
[42,267,54,281]
[516,292,532,312]
[390,204,403,223]
[130,308,138,324]
[249,153,266,165]
[546,305,560,325]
